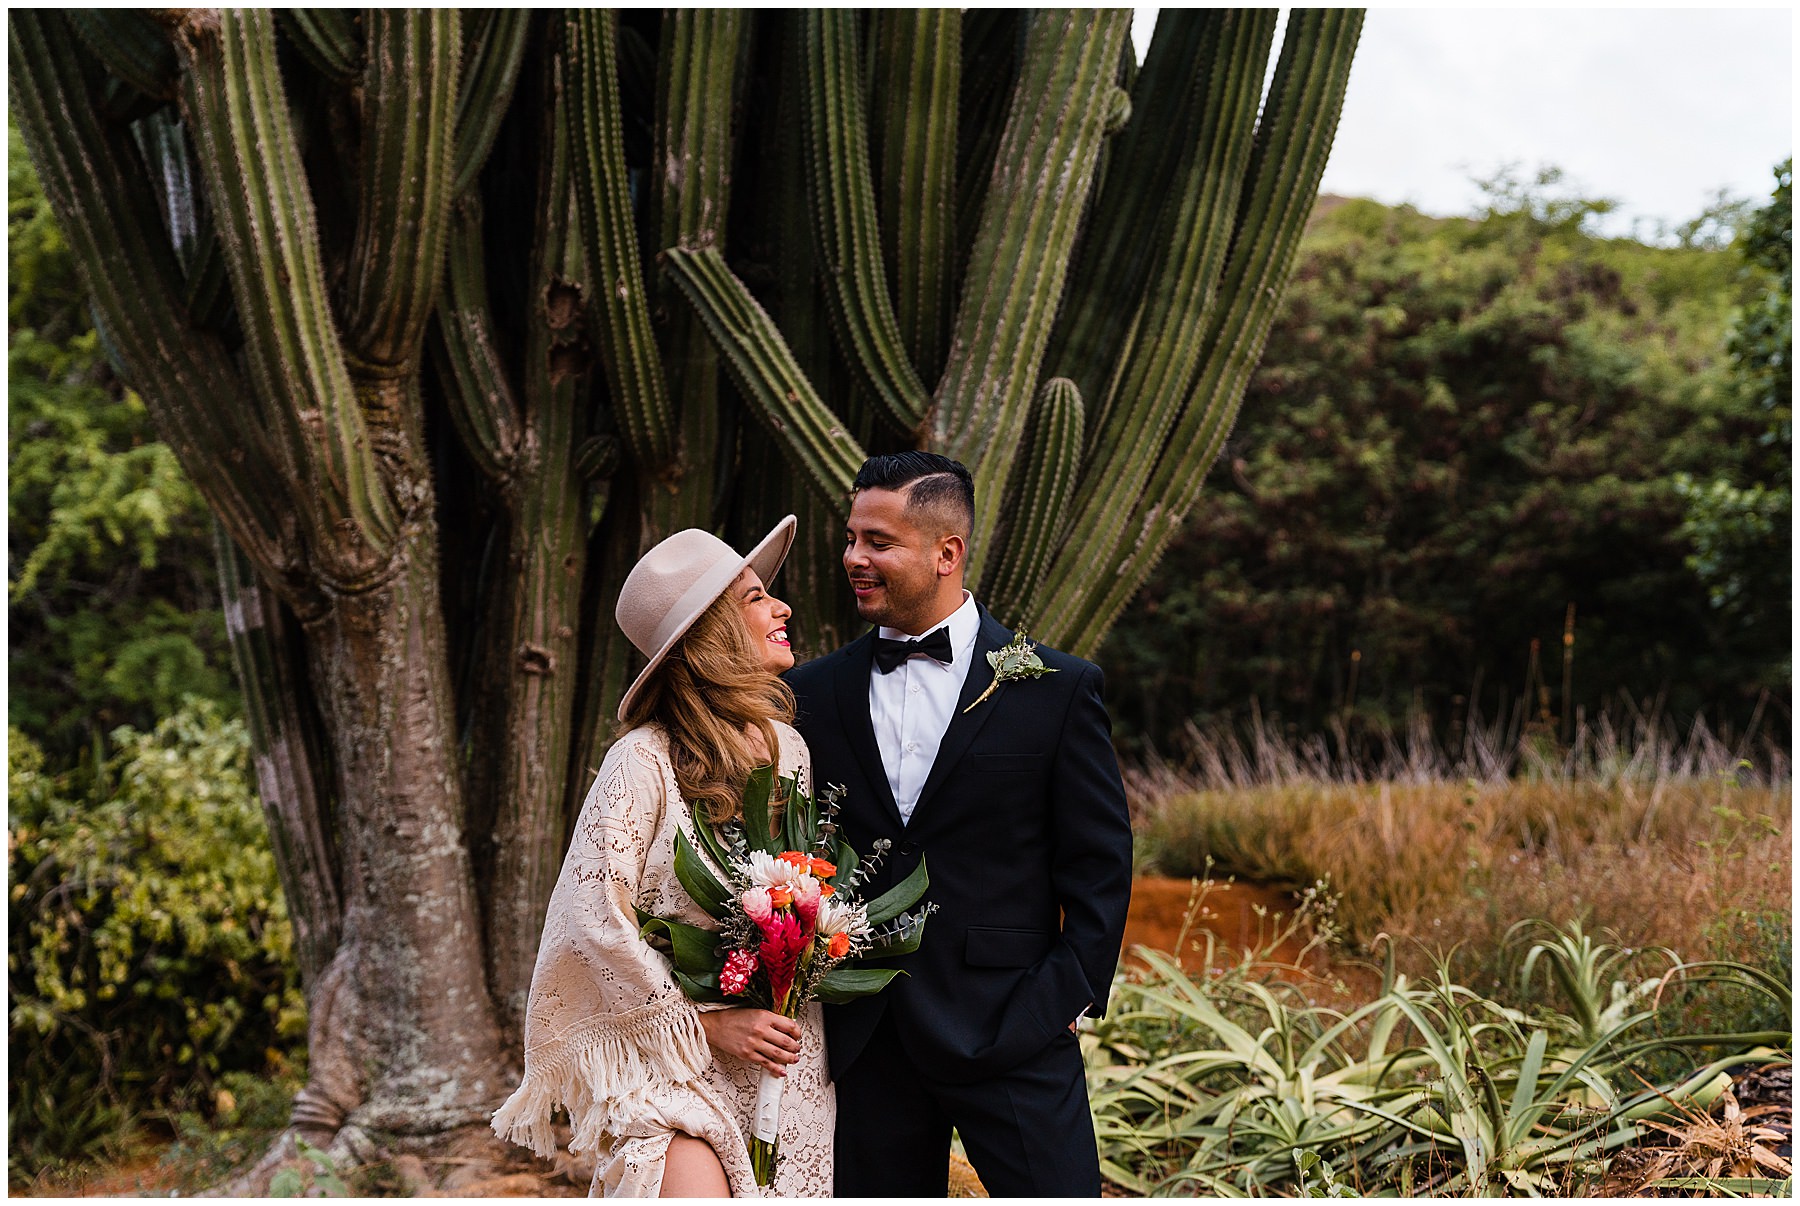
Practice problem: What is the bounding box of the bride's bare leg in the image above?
[661,1134,730,1197]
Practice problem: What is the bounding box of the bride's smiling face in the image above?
[736,568,794,673]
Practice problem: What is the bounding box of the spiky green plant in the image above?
[12,9,1361,1170]
[1086,923,1789,1197]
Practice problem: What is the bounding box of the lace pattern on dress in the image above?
[491,722,833,1197]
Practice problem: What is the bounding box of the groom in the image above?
[785,452,1132,1196]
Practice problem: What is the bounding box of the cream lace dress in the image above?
[491,721,834,1197]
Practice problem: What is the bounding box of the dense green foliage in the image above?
[1677,158,1792,650]
[8,119,236,767]
[9,120,280,1178]
[1102,175,1791,754]
[8,707,304,1179]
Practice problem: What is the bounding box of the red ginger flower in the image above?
[758,912,808,1007]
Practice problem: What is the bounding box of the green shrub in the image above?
[8,703,305,1181]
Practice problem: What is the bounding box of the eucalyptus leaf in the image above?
[864,856,929,926]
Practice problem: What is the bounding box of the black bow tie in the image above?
[873,627,954,674]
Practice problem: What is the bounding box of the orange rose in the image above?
[819,883,835,897]
[808,857,837,877]
[769,887,793,909]
[827,932,850,959]
[777,851,810,867]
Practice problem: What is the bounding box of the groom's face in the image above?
[844,487,959,634]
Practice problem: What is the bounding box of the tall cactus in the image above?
[12,7,1360,1173]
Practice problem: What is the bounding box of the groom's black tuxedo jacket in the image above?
[785,606,1133,1083]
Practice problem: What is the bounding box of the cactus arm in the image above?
[567,10,675,470]
[66,9,177,102]
[483,39,594,1030]
[871,10,960,382]
[647,10,745,533]
[1048,12,1225,443]
[1055,9,1365,656]
[216,525,342,986]
[8,10,291,590]
[662,247,865,506]
[175,8,400,574]
[652,10,742,253]
[952,10,1022,284]
[985,377,1085,624]
[129,107,204,273]
[342,9,461,367]
[934,9,1130,583]
[430,195,523,482]
[279,10,363,83]
[1037,11,1275,633]
[451,9,529,198]
[800,10,934,437]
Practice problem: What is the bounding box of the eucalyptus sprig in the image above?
[964,629,1058,713]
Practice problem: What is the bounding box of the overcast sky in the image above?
[1132,8,1794,240]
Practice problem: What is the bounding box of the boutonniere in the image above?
[963,629,1058,713]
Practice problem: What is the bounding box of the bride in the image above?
[492,516,832,1196]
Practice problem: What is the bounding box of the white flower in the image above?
[816,895,868,939]
[745,850,805,892]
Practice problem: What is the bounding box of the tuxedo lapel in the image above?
[836,633,903,828]
[909,608,1012,823]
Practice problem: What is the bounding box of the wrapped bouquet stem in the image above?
[639,769,933,1186]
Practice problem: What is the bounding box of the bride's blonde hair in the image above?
[621,589,795,825]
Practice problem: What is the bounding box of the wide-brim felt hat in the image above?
[615,515,797,721]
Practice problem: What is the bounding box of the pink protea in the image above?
[758,912,808,1007]
[740,886,774,925]
[720,947,759,996]
[790,874,823,930]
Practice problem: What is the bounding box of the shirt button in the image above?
[909,684,920,695]
[906,741,919,753]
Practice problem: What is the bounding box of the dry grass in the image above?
[1129,711,1792,1003]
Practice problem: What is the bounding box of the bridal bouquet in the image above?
[638,767,932,1186]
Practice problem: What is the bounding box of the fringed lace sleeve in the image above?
[491,730,712,1159]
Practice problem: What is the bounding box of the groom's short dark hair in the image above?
[853,452,975,539]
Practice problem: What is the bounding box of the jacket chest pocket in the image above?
[969,753,1042,773]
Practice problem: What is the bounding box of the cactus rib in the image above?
[986,377,1085,622]
[1047,11,1223,443]
[1060,9,1364,654]
[662,247,865,506]
[934,9,1131,584]
[177,7,399,574]
[431,195,523,481]
[568,10,675,469]
[1038,11,1275,632]
[280,9,362,82]
[871,10,960,383]
[800,11,933,436]
[452,10,529,198]
[646,10,745,535]
[342,9,461,368]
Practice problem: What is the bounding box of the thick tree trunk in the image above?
[289,542,511,1133]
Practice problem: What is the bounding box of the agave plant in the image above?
[1087,920,1792,1197]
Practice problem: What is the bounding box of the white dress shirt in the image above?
[869,592,980,824]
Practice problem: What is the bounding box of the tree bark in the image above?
[291,541,511,1133]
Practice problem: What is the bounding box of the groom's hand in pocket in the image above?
[699,1008,803,1076]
